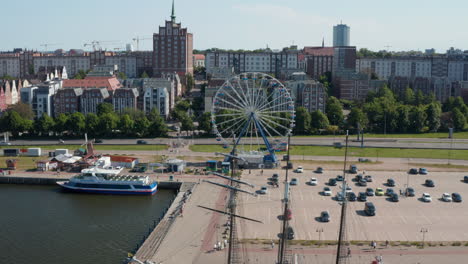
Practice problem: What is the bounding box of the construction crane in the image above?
[84,40,122,51]
[40,43,61,51]
[132,36,152,51]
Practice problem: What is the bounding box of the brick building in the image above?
[54,88,83,117]
[80,88,110,115]
[112,88,139,113]
[303,47,334,79]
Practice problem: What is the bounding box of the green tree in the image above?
[424,92,436,105]
[54,114,69,135]
[425,103,442,132]
[179,112,194,134]
[347,108,368,130]
[452,108,466,130]
[98,113,118,136]
[310,110,329,132]
[293,107,311,135]
[396,105,411,133]
[141,71,149,78]
[97,102,115,116]
[186,73,194,93]
[7,102,34,120]
[325,96,344,126]
[119,114,135,136]
[66,112,86,135]
[148,111,168,137]
[402,87,415,105]
[147,108,161,122]
[175,100,191,112]
[85,113,100,136]
[2,111,29,136]
[117,72,127,80]
[409,106,427,133]
[414,90,425,105]
[35,113,55,135]
[122,108,145,120]
[134,116,151,136]
[198,112,213,134]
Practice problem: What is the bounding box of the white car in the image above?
[442,193,452,202]
[295,166,304,173]
[345,186,352,193]
[259,186,268,194]
[309,178,318,186]
[422,193,432,202]
[323,187,332,196]
[0,141,11,146]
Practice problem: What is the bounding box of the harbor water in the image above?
[0,184,176,264]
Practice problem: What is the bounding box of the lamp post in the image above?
[316,228,324,245]
[420,228,428,248]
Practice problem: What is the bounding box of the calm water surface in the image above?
[0,184,175,264]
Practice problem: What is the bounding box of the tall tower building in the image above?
[333,23,350,47]
[153,0,193,77]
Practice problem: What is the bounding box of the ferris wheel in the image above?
[210,72,295,159]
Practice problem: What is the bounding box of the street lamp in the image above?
[420,228,428,248]
[316,228,324,245]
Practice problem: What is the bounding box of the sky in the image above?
[2,0,467,53]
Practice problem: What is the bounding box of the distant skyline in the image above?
[2,0,467,53]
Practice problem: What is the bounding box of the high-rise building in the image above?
[153,0,193,76]
[333,24,350,47]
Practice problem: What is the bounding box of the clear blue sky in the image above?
[2,0,467,52]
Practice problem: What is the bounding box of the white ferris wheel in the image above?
[210,72,295,162]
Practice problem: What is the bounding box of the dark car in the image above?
[464,176,468,183]
[336,175,344,181]
[452,193,462,203]
[320,211,330,222]
[287,162,293,169]
[358,192,367,202]
[419,168,428,175]
[287,226,295,240]
[272,173,279,181]
[385,188,394,196]
[137,140,148,144]
[409,168,418,175]
[359,179,367,187]
[315,167,324,173]
[387,178,396,187]
[365,175,373,182]
[366,188,375,196]
[347,192,357,201]
[349,165,358,174]
[425,179,435,187]
[364,202,376,216]
[391,193,399,202]
[355,174,363,182]
[94,139,103,143]
[328,178,337,186]
[405,187,415,197]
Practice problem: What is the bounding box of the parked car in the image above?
[328,178,337,186]
[375,188,385,196]
[365,175,373,182]
[355,174,363,182]
[286,162,293,169]
[425,179,435,187]
[315,167,324,173]
[272,174,279,181]
[464,176,468,183]
[409,168,418,174]
[336,175,344,181]
[364,202,376,216]
[323,187,332,196]
[387,178,396,187]
[452,193,462,203]
[442,193,452,202]
[419,168,428,175]
[287,226,295,240]
[335,192,345,201]
[405,187,415,197]
[359,179,367,187]
[295,166,304,173]
[347,192,357,201]
[349,164,358,174]
[0,141,11,146]
[358,192,367,202]
[345,186,352,193]
[391,193,399,202]
[259,186,268,194]
[320,211,330,222]
[422,193,432,202]
[94,139,103,143]
[385,188,394,196]
[309,178,318,186]
[137,140,147,144]
[290,178,298,185]
[366,188,375,196]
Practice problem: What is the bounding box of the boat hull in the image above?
[57,181,157,195]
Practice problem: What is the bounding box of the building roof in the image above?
[63,76,122,91]
[108,155,138,163]
[113,88,139,97]
[303,47,334,56]
[193,54,205,60]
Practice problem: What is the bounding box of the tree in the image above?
[175,99,191,112]
[7,102,34,120]
[148,111,168,137]
[98,113,118,136]
[74,69,88,79]
[425,103,442,132]
[35,113,55,135]
[2,111,30,136]
[424,92,436,105]
[122,108,146,120]
[396,105,411,133]
[54,114,69,135]
[198,112,213,134]
[141,71,149,78]
[119,114,135,136]
[85,113,100,136]
[452,108,466,130]
[347,108,368,130]
[147,108,161,122]
[66,112,86,135]
[134,116,151,136]
[402,87,415,105]
[293,107,311,135]
[117,72,127,80]
[186,73,194,93]
[325,96,344,126]
[179,112,194,135]
[97,102,114,116]
[310,110,329,132]
[409,106,427,133]
[414,90,425,105]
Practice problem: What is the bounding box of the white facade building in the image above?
[34,56,91,77]
[0,57,20,78]
[143,87,170,119]
[105,56,137,78]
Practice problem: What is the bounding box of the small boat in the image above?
[57,167,157,195]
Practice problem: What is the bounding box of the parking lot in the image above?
[237,166,468,242]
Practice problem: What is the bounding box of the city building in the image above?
[388,76,457,102]
[54,88,83,117]
[62,65,122,91]
[285,72,326,113]
[302,47,334,79]
[34,54,91,77]
[105,55,137,78]
[80,88,110,115]
[333,24,350,47]
[193,54,205,67]
[112,88,139,113]
[34,80,61,117]
[143,86,170,119]
[204,79,226,113]
[153,1,193,76]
